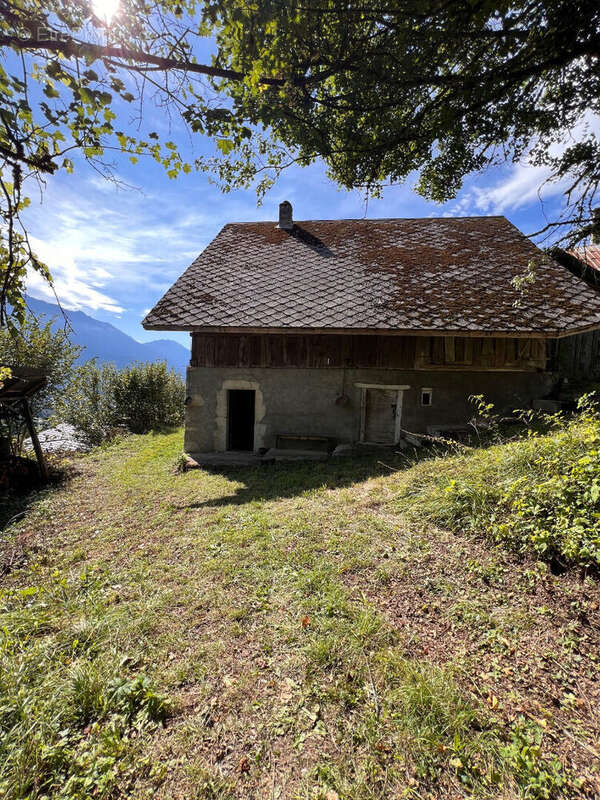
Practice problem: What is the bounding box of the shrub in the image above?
[491,424,600,568]
[501,718,566,799]
[397,397,600,570]
[55,361,119,445]
[111,361,185,434]
[56,361,185,445]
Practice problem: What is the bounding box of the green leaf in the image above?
[43,84,60,99]
[217,139,234,155]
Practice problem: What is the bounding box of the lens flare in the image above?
[92,0,119,24]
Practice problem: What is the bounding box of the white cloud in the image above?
[464,162,569,214]
[455,111,600,217]
[27,235,125,314]
[22,181,197,314]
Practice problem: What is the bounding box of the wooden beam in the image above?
[21,399,48,481]
[154,324,600,340]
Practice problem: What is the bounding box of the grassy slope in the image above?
[391,414,600,569]
[1,429,599,799]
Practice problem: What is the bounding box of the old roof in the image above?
[143,215,600,337]
[570,244,600,272]
[0,367,46,405]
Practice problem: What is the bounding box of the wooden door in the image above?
[364,388,398,444]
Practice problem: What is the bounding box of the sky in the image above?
[21,57,595,351]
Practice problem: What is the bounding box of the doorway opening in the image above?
[227,390,255,450]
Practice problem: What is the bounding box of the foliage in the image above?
[54,360,118,445]
[0,571,170,799]
[0,314,81,452]
[55,360,184,445]
[0,429,589,797]
[502,718,566,800]
[397,397,600,570]
[111,361,185,434]
[1,1,599,324]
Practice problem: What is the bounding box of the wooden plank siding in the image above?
[553,330,600,379]
[191,333,548,371]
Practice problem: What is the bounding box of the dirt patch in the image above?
[347,523,600,791]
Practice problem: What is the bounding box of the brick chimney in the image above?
[277,200,293,230]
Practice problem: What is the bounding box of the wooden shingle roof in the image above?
[143,215,600,337]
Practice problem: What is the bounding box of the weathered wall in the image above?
[552,330,600,380]
[191,332,547,371]
[184,366,554,453]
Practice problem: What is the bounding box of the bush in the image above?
[111,361,185,434]
[56,361,184,445]
[396,397,600,570]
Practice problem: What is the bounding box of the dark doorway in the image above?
[227,390,255,450]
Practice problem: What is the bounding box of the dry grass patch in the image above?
[0,428,598,798]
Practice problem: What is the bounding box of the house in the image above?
[143,203,600,456]
[551,243,600,380]
[570,244,600,273]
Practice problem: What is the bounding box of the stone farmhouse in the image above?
[143,203,600,458]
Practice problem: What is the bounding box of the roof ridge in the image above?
[225,214,509,225]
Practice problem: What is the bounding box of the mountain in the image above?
[26,296,189,376]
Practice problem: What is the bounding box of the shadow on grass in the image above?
[178,448,427,509]
[0,456,79,531]
[177,412,570,510]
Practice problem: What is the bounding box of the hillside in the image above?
[26,296,189,375]
[1,417,599,798]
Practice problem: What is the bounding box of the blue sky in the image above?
[23,96,591,350]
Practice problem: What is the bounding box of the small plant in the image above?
[469,394,504,442]
[466,558,505,585]
[502,718,566,799]
[104,675,171,723]
[173,451,189,473]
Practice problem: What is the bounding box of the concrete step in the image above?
[186,451,265,468]
[185,448,331,468]
[262,448,329,462]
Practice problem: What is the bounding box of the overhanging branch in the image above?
[0,34,302,87]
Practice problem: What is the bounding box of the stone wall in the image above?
[184,366,554,453]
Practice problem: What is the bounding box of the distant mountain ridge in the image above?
[26,296,189,376]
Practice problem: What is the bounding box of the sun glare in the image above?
[92,0,119,24]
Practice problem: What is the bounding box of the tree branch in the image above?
[0,34,302,87]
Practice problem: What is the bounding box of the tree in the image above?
[1,0,599,325]
[0,314,81,449]
[55,360,185,444]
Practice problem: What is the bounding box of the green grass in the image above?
[390,411,600,570]
[0,426,599,798]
